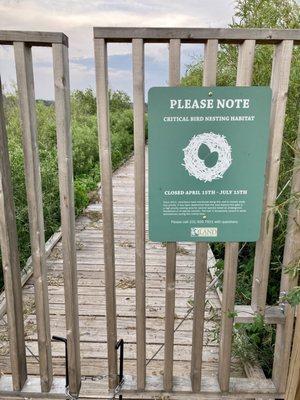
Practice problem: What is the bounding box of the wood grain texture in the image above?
[93,27,300,44]
[14,41,53,392]
[52,43,81,395]
[218,40,255,392]
[252,40,293,313]
[203,39,218,86]
[236,40,255,86]
[0,30,68,46]
[1,28,294,398]
[286,306,300,400]
[79,374,280,399]
[169,38,181,86]
[191,243,208,391]
[272,115,300,392]
[164,38,181,392]
[0,375,65,399]
[0,373,281,400]
[0,77,27,391]
[191,39,218,392]
[218,242,239,392]
[164,241,177,391]
[132,38,146,390]
[94,38,118,389]
[234,305,284,324]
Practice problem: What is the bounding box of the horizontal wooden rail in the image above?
[119,375,282,398]
[0,375,66,398]
[234,305,285,324]
[0,30,68,46]
[94,27,300,44]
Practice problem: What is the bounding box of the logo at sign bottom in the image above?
[191,227,218,237]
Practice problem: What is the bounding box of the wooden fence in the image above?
[0,31,80,395]
[0,27,300,399]
[93,27,300,399]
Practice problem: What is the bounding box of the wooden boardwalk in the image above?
[0,153,245,398]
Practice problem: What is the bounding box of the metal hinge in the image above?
[279,290,287,313]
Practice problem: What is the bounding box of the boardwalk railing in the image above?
[93,27,300,399]
[0,31,80,395]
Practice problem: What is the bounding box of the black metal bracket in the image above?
[52,335,69,388]
[115,339,124,400]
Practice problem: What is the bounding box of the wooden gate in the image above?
[0,31,80,396]
[93,27,300,399]
[0,27,300,400]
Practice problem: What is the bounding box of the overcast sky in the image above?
[0,0,236,99]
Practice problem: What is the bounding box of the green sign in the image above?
[148,87,271,242]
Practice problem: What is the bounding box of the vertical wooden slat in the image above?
[52,43,81,395]
[203,39,218,85]
[252,40,293,313]
[218,242,239,392]
[191,243,208,391]
[191,39,218,392]
[236,40,256,87]
[94,38,118,390]
[218,40,255,392]
[0,77,27,391]
[272,116,300,392]
[164,242,177,391]
[169,39,181,86]
[164,38,180,392]
[286,306,300,400]
[14,41,53,393]
[132,38,146,390]
[236,41,255,85]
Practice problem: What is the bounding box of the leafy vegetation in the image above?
[0,88,134,289]
[232,316,276,378]
[182,0,300,377]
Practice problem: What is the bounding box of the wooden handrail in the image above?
[0,30,68,46]
[94,27,300,44]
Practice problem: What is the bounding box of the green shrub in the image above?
[0,89,134,289]
[232,316,276,378]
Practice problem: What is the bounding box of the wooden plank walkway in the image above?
[0,152,245,397]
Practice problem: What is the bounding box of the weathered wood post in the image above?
[53,41,82,395]
[0,76,27,391]
[94,37,118,390]
[14,41,53,392]
[191,38,218,392]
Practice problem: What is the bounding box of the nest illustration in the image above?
[182,132,232,182]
